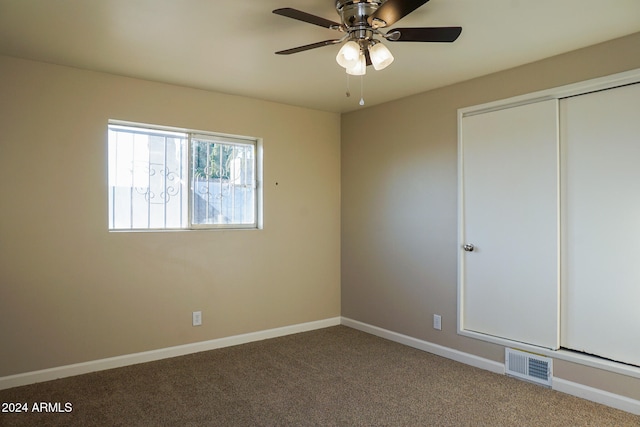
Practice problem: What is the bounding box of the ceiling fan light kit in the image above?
[346,53,367,75]
[273,0,461,100]
[336,41,361,68]
[368,42,394,70]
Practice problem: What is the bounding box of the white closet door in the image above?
[461,99,559,349]
[561,83,640,366]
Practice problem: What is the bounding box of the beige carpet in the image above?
[1,326,638,426]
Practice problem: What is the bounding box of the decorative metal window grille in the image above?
[108,123,258,230]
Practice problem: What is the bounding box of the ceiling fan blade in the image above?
[275,39,342,55]
[273,8,341,29]
[387,27,462,42]
[368,0,430,28]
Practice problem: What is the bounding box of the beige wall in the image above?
[341,32,640,400]
[2,31,640,402]
[0,56,341,377]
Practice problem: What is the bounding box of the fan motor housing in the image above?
[336,0,384,28]
[336,0,384,44]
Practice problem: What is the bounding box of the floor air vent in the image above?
[505,348,552,387]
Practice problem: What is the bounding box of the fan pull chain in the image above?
[345,73,351,98]
[359,75,365,106]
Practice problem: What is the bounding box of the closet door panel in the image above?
[561,83,640,366]
[461,99,559,349]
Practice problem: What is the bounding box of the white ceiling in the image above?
[1,0,639,113]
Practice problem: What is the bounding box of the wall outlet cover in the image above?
[433,314,442,331]
[192,311,202,326]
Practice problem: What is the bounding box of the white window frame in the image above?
[108,120,263,231]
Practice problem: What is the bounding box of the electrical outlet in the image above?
[192,311,202,326]
[433,314,442,331]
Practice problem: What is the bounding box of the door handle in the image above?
[463,244,475,252]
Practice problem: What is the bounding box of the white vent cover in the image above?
[505,348,552,387]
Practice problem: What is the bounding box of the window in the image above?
[108,122,260,230]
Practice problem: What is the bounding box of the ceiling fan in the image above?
[273,0,462,75]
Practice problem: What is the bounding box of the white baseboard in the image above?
[340,317,504,374]
[340,317,640,416]
[553,378,640,415]
[0,317,341,390]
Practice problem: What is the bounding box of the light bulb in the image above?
[336,41,361,69]
[369,42,394,71]
[345,53,366,76]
